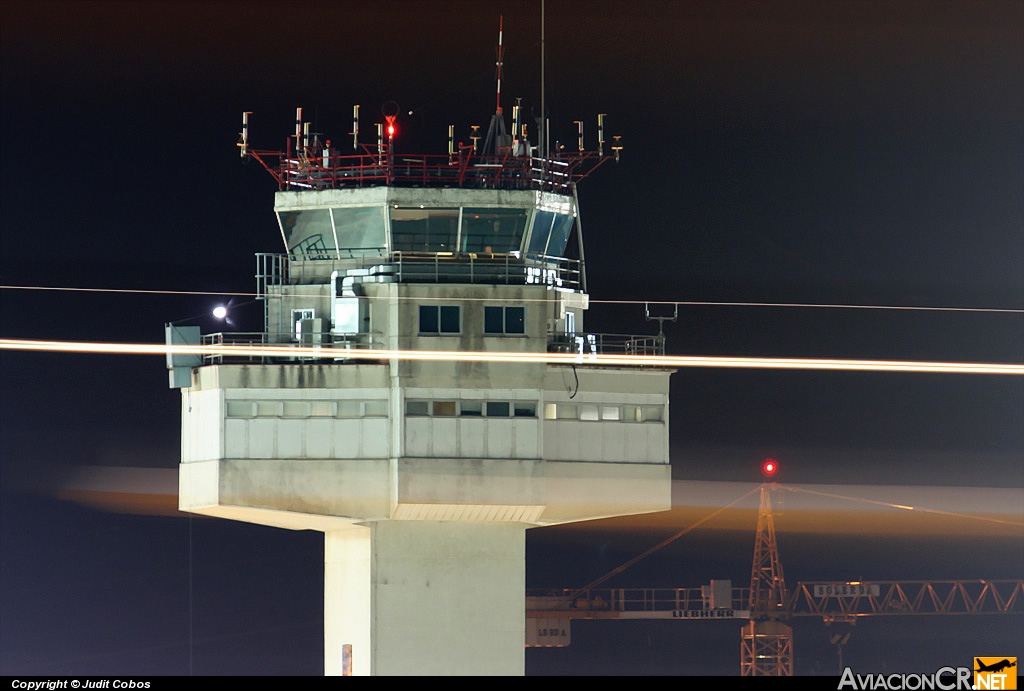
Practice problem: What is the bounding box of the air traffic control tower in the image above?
[171,101,672,674]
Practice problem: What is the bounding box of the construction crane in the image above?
[525,460,1023,675]
[742,460,793,675]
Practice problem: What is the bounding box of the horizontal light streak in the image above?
[1,338,1021,375]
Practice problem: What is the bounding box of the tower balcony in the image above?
[257,250,584,291]
[197,329,665,365]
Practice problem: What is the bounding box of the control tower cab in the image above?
[173,103,671,675]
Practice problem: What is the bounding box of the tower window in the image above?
[484,306,525,335]
[419,305,461,334]
[486,401,510,417]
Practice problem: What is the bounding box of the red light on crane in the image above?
[761,458,778,478]
[385,114,397,140]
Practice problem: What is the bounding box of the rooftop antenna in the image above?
[482,16,511,156]
[350,105,360,151]
[238,111,251,158]
[541,1,547,159]
[645,302,679,353]
[495,15,504,116]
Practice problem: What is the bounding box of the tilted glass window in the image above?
[278,209,335,256]
[331,206,387,254]
[528,210,555,255]
[526,211,574,257]
[461,208,528,254]
[545,213,575,257]
[391,208,459,253]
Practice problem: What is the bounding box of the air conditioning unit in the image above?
[299,318,331,346]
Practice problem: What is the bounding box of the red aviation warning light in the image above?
[382,101,400,144]
[761,458,778,478]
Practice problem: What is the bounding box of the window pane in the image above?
[278,209,334,256]
[391,208,459,252]
[484,306,503,334]
[364,400,388,417]
[406,401,429,416]
[461,208,528,253]
[419,306,438,333]
[486,401,510,417]
[601,406,621,421]
[543,403,557,420]
[283,401,308,418]
[433,401,457,416]
[310,401,334,417]
[439,306,460,333]
[331,207,387,253]
[545,213,575,257]
[256,402,279,417]
[528,210,555,255]
[460,401,483,416]
[505,307,525,334]
[580,404,599,421]
[337,401,361,418]
[226,401,253,418]
[642,406,663,422]
[513,401,536,417]
[557,404,578,420]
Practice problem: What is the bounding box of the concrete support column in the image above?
[325,521,526,676]
[325,526,372,675]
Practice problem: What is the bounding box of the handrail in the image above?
[249,146,611,193]
[199,329,664,364]
[526,580,1024,619]
[527,587,751,614]
[255,251,585,290]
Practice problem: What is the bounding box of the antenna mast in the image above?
[495,15,504,115]
[482,16,511,156]
[540,0,546,158]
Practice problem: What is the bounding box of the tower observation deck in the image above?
[174,86,672,675]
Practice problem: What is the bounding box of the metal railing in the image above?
[527,588,751,614]
[256,251,584,290]
[527,581,1024,620]
[788,580,1024,618]
[200,332,385,364]
[199,329,664,364]
[550,332,666,356]
[249,146,611,194]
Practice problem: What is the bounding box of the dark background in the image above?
[1,0,1021,675]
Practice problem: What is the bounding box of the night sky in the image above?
[1,0,1022,676]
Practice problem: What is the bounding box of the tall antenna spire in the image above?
[495,15,504,115]
[540,0,546,158]
[482,15,511,156]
